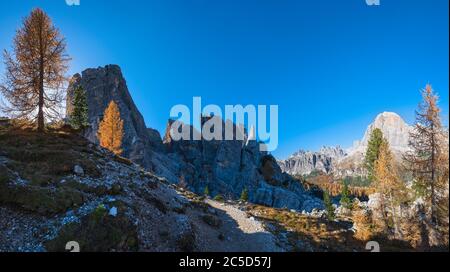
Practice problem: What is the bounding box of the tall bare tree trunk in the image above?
[37,16,45,132]
[430,124,437,224]
[38,60,45,132]
[38,86,44,131]
[389,190,400,239]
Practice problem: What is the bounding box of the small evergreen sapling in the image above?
[340,181,352,210]
[323,190,336,221]
[204,186,210,197]
[240,187,249,202]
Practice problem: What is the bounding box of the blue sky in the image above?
[0,0,448,159]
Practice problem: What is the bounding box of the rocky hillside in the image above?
[67,65,323,213]
[0,124,289,252]
[280,112,413,178]
[0,121,428,252]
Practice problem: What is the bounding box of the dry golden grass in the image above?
[247,204,415,252]
[247,204,363,251]
[301,175,374,197]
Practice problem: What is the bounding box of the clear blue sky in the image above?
[0,0,448,159]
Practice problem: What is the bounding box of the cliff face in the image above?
[66,65,322,212]
[334,112,413,177]
[67,65,162,166]
[161,116,323,211]
[348,112,412,156]
[66,65,164,170]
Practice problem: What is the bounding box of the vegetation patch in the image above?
[0,165,12,184]
[58,179,122,197]
[201,214,222,228]
[113,155,133,166]
[0,179,85,215]
[0,128,102,186]
[247,204,413,252]
[298,174,373,199]
[45,201,138,252]
[176,231,196,252]
[147,196,168,214]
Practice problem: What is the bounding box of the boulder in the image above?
[74,165,84,176]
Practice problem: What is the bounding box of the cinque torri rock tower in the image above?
[66,65,165,169]
[66,64,324,213]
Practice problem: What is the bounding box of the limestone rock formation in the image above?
[334,112,413,177]
[66,65,323,212]
[66,65,164,169]
[161,116,323,212]
[348,112,412,156]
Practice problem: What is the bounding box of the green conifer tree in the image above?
[364,128,385,181]
[340,181,352,210]
[240,187,249,202]
[323,190,336,220]
[204,186,210,197]
[70,86,89,130]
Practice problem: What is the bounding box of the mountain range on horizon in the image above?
[279,111,414,177]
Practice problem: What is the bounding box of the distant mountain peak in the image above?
[350,111,412,155]
[279,146,346,176]
[280,112,413,177]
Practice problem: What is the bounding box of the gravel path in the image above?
[205,200,283,252]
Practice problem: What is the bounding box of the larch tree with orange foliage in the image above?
[0,8,70,132]
[98,101,124,155]
[404,85,448,226]
[404,84,449,247]
[373,140,405,238]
